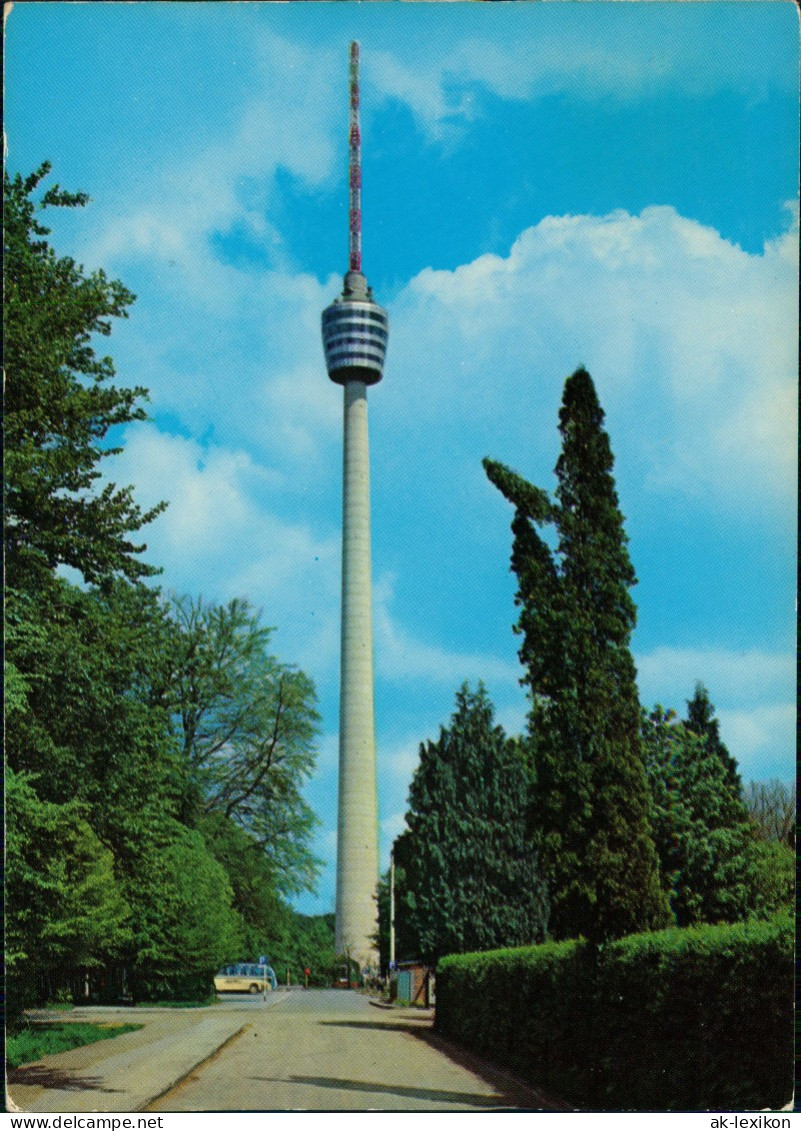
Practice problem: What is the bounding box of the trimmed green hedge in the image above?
[435,913,793,1111]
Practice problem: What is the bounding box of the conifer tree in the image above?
[642,707,755,925]
[394,684,547,964]
[485,367,670,942]
[683,683,742,794]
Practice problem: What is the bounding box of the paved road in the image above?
[147,990,551,1112]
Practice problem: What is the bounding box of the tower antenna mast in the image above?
[348,41,362,274]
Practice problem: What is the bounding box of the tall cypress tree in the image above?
[394,684,548,965]
[485,367,670,942]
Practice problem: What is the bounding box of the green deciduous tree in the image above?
[5,768,132,1017]
[7,577,323,1000]
[3,162,164,591]
[4,163,182,1003]
[267,912,338,988]
[485,367,670,942]
[3,163,327,1007]
[6,579,182,834]
[127,822,244,1002]
[743,779,795,847]
[198,811,290,954]
[745,840,795,918]
[394,684,548,965]
[5,578,216,1003]
[196,812,336,983]
[170,594,322,895]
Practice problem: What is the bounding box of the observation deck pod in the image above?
[322,270,389,386]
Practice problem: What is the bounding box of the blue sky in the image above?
[6,1,798,916]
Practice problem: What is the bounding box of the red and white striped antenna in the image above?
[348,40,362,274]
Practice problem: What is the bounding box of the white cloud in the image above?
[110,425,341,664]
[369,51,470,144]
[368,19,793,138]
[387,205,798,515]
[716,704,797,782]
[379,811,408,874]
[97,261,343,479]
[313,732,339,775]
[82,31,340,293]
[635,646,796,709]
[315,826,338,862]
[113,427,279,549]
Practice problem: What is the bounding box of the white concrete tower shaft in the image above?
[336,380,379,965]
[320,42,388,971]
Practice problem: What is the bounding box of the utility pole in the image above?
[390,849,396,972]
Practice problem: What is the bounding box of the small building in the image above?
[392,960,434,1007]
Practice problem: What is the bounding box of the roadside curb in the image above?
[368,999,434,1014]
[139,1022,252,1112]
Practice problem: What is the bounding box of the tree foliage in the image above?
[170,594,322,894]
[744,779,795,846]
[3,162,164,590]
[683,683,742,794]
[8,580,179,799]
[6,583,325,1001]
[128,823,245,1001]
[4,164,325,1009]
[194,813,336,984]
[375,868,393,974]
[393,684,548,965]
[199,811,289,944]
[485,367,670,942]
[6,769,132,976]
[745,840,795,919]
[4,579,234,1003]
[266,912,338,988]
[642,707,756,926]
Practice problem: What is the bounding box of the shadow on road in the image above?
[320,1019,429,1034]
[319,1012,564,1111]
[250,1075,511,1108]
[7,1065,123,1094]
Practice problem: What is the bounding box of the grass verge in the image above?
[7,1023,144,1069]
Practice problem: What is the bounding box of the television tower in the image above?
[321,41,388,970]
